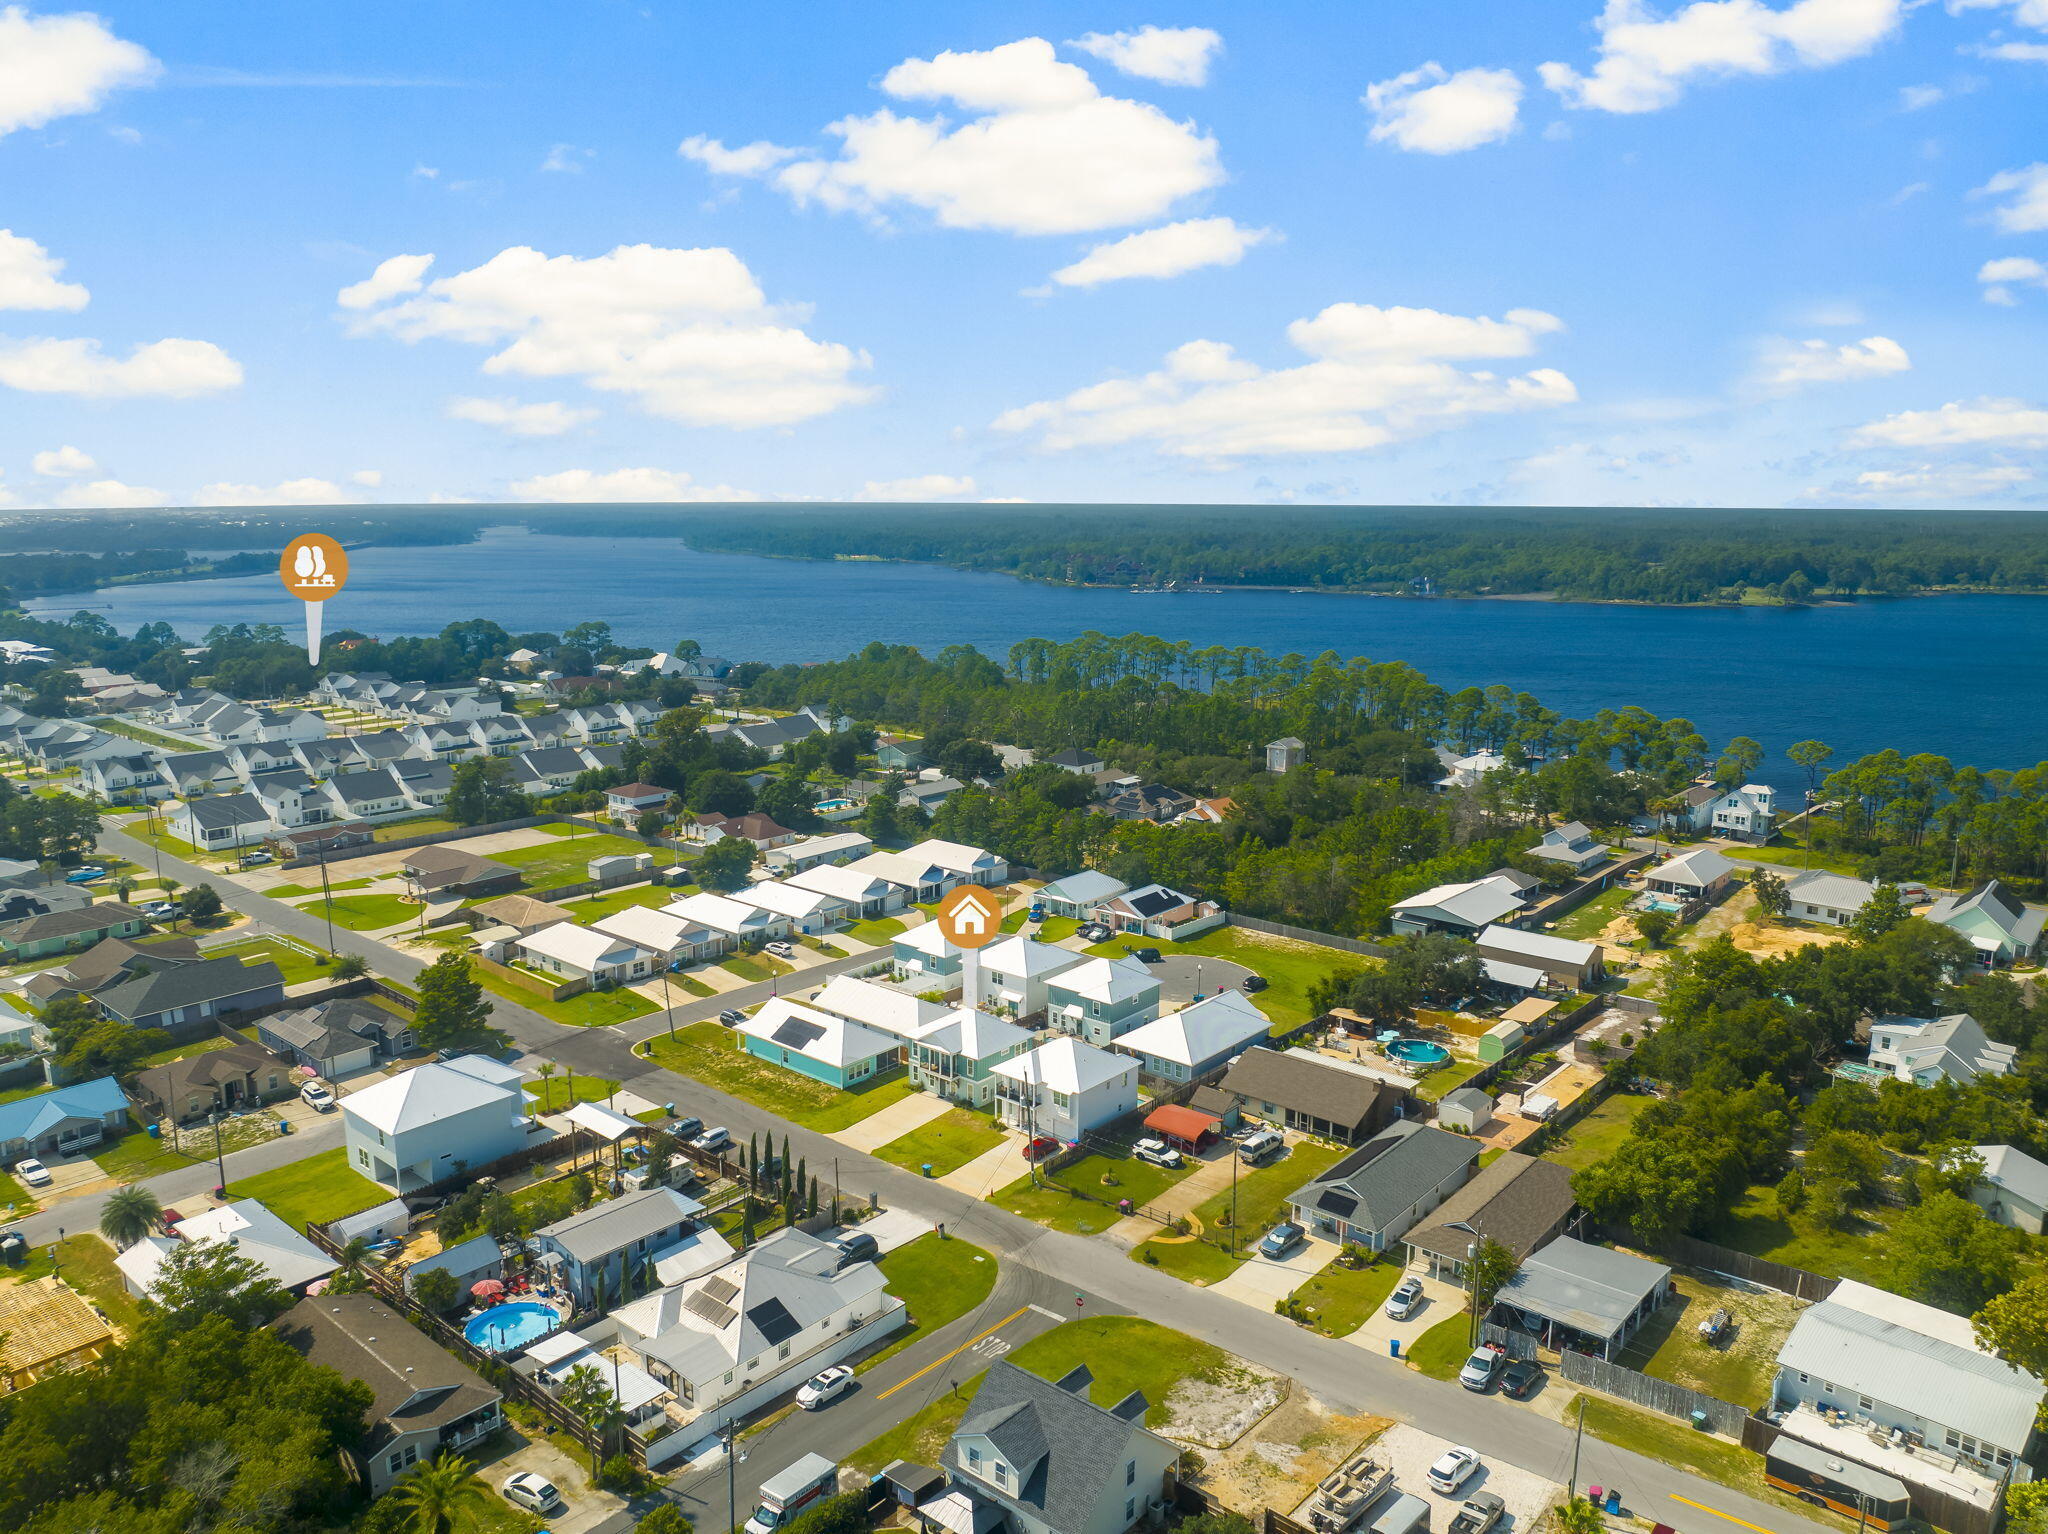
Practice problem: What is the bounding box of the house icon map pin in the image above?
[936,885,1003,949]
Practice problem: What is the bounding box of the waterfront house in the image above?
[94,954,287,1031]
[342,1055,531,1192]
[1111,990,1270,1083]
[909,1007,1036,1108]
[1042,955,1160,1046]
[1867,1012,2015,1086]
[1286,1120,1479,1252]
[276,1295,504,1494]
[530,1185,708,1307]
[1435,747,1508,791]
[739,999,903,1088]
[992,1036,1138,1142]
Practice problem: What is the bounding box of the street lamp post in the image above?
[211,1110,228,1195]
[660,964,677,1042]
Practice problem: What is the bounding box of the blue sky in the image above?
[0,1,2043,510]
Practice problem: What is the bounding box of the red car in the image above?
[1023,1136,1060,1162]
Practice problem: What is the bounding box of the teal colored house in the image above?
[877,739,930,770]
[909,1007,1037,1108]
[1927,881,2045,967]
[1043,955,1161,1046]
[738,999,902,1089]
[892,921,962,979]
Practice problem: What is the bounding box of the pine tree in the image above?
[411,953,507,1054]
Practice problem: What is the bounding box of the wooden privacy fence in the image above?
[1560,1350,1750,1438]
[1613,1226,1840,1304]
[279,811,691,870]
[1227,914,1389,958]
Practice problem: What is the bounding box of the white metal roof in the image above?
[978,934,1087,979]
[1976,1143,2048,1211]
[1476,924,1599,966]
[1046,954,1157,1006]
[917,839,1000,874]
[915,1007,1035,1061]
[785,862,893,902]
[664,891,773,935]
[742,880,842,921]
[993,1035,1136,1094]
[1779,1278,2044,1451]
[559,1100,641,1142]
[518,921,646,971]
[1114,990,1269,1066]
[1392,877,1524,928]
[893,921,959,958]
[1648,846,1734,887]
[809,975,949,1041]
[593,905,708,951]
[342,1056,523,1136]
[1783,871,1876,910]
[741,998,901,1068]
[1036,870,1129,905]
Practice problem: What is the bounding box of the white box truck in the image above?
[743,1454,839,1534]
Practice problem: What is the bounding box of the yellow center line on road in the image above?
[877,1306,1033,1401]
[1670,1493,1778,1534]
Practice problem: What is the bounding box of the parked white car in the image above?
[14,1158,50,1188]
[299,1082,336,1111]
[500,1472,563,1514]
[1428,1447,1482,1495]
[765,940,796,958]
[1131,1137,1182,1168]
[795,1365,854,1410]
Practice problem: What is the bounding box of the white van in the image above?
[1238,1129,1284,1163]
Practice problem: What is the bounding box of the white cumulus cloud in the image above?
[993,302,1575,462]
[1540,0,1904,115]
[1756,334,1910,390]
[31,444,93,476]
[0,336,242,397]
[447,395,599,436]
[722,38,1222,236]
[1980,255,2048,305]
[1976,40,2048,61]
[344,243,874,429]
[679,135,801,176]
[0,230,89,310]
[1067,26,1223,86]
[1850,398,2048,447]
[1976,164,2048,233]
[1050,217,1273,287]
[351,469,383,487]
[0,5,157,138]
[1950,0,2048,29]
[509,467,762,502]
[855,474,977,499]
[337,253,434,310]
[197,478,357,506]
[1365,64,1523,153]
[54,477,162,508]
[1842,464,2034,498]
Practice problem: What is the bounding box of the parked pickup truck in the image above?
[1449,1493,1506,1534]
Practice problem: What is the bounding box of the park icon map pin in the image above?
[279,534,348,663]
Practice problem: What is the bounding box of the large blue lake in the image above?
[31,525,2045,792]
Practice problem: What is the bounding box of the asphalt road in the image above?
[94,822,1835,1534]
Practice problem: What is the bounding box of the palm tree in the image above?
[391,1452,490,1534]
[328,1235,375,1294]
[536,1061,559,1113]
[99,1184,162,1250]
[559,1362,625,1479]
[1555,1497,1606,1534]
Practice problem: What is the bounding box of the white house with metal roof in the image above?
[510,922,656,988]
[591,905,723,966]
[975,934,1088,1018]
[1390,874,1528,937]
[784,859,903,917]
[807,974,950,1045]
[1113,990,1271,1083]
[910,1007,1037,1108]
[529,1185,707,1307]
[1867,1012,2015,1087]
[1774,1278,2044,1477]
[1644,846,1735,899]
[741,879,853,933]
[117,1197,336,1298]
[342,1055,532,1192]
[1780,870,1877,926]
[992,1036,1138,1142]
[1965,1143,2048,1233]
[663,891,791,945]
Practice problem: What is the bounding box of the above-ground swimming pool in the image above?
[465,1301,560,1353]
[1385,1039,1452,1066]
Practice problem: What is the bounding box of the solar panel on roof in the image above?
[747,1297,801,1345]
[1317,1192,1358,1217]
[684,1291,736,1328]
[701,1275,740,1304]
[770,1017,827,1049]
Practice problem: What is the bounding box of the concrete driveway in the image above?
[830,1091,953,1154]
[1211,1232,1333,1306]
[1350,1271,1471,1358]
[1373,1423,1560,1534]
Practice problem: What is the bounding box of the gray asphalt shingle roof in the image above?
[947,1363,1170,1534]
[1287,1120,1479,1234]
[96,955,284,1020]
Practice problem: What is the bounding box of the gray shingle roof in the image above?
[0,901,147,945]
[1219,1047,1399,1133]
[534,1185,706,1263]
[274,1294,499,1454]
[1403,1151,1576,1263]
[1288,1120,1479,1234]
[96,954,284,1020]
[946,1362,1171,1534]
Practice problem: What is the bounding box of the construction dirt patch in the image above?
[1725,916,1851,959]
[1162,1359,1288,1449]
[1185,1386,1393,1516]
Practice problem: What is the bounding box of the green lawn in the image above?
[720,954,776,982]
[207,937,336,985]
[135,1033,240,1070]
[526,1074,623,1114]
[1407,1314,1475,1378]
[1033,914,1081,943]
[993,1151,1193,1234]
[314,892,423,931]
[847,1390,974,1477]
[1009,1316,1237,1428]
[1192,1139,1346,1244]
[1701,1183,1895,1285]
[557,883,681,920]
[5,1233,144,1330]
[95,717,192,752]
[1543,1091,1653,1173]
[1132,1235,1241,1284]
[372,815,461,842]
[1616,1271,1801,1408]
[640,1023,921,1131]
[93,1127,201,1182]
[1414,1057,1487,1103]
[0,1164,32,1215]
[862,1233,999,1370]
[1288,1258,1403,1337]
[472,967,658,1027]
[1728,844,1866,878]
[1087,925,1348,1028]
[225,1146,387,1230]
[846,915,906,945]
[873,1109,1006,1177]
[492,833,656,890]
[1548,885,1632,941]
[267,876,375,898]
[1568,1395,1781,1510]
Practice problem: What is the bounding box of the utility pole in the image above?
[318,844,336,956]
[211,1111,228,1195]
[1568,1395,1585,1501]
[660,964,677,1041]
[1228,1146,1240,1256]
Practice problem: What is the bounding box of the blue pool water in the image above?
[1386,1039,1452,1065]
[465,1301,559,1353]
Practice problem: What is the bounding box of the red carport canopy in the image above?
[1144,1103,1221,1148]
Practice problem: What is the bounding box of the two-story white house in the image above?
[992,1037,1138,1143]
[342,1055,533,1192]
[1866,1012,2016,1086]
[976,935,1088,1019]
[1042,955,1160,1046]
[910,1008,1037,1108]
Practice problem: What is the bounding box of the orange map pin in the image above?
[279,534,349,663]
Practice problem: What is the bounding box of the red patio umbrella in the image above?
[470,1279,505,1302]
